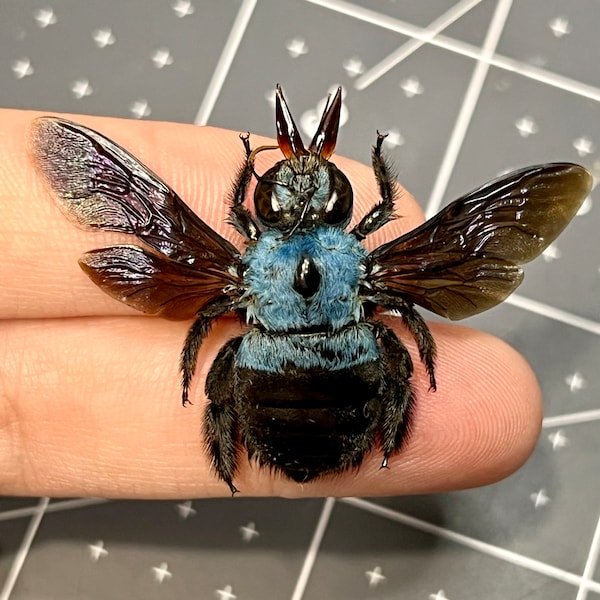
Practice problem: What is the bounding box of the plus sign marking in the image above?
[530,488,551,509]
[176,501,197,519]
[34,8,57,28]
[216,584,236,600]
[548,16,571,38]
[548,430,569,450]
[365,566,386,587]
[93,28,115,48]
[566,371,587,393]
[239,521,259,542]
[12,58,34,79]
[515,116,538,137]
[88,540,108,562]
[152,562,172,583]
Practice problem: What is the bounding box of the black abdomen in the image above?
[235,362,384,482]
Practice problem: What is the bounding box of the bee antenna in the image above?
[282,195,312,240]
[255,174,293,192]
[248,144,279,164]
[245,143,290,186]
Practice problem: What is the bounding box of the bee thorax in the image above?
[293,255,321,298]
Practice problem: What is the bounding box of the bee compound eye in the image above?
[322,166,353,225]
[254,180,282,225]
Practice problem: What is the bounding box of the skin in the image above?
[0,109,542,499]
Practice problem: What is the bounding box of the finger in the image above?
[0,109,424,319]
[0,316,541,498]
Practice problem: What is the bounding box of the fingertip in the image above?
[408,323,543,491]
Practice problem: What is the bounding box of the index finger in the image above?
[0,109,425,319]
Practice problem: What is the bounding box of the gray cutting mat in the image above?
[1,1,600,598]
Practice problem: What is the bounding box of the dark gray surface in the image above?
[308,500,582,600]
[8,499,323,600]
[1,1,599,599]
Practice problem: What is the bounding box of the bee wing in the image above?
[79,246,236,319]
[368,163,592,320]
[32,117,242,317]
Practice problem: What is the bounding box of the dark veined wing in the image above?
[31,117,241,318]
[79,246,237,320]
[368,163,592,320]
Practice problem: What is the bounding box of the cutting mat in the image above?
[1,1,599,598]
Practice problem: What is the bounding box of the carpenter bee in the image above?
[31,86,592,493]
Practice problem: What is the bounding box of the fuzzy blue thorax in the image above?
[238,226,379,372]
[242,226,366,331]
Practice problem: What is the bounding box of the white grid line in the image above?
[543,409,600,429]
[576,515,600,600]
[290,497,336,600]
[305,0,600,103]
[355,0,483,90]
[489,53,600,103]
[0,497,49,600]
[506,295,600,336]
[342,498,600,593]
[194,0,257,125]
[0,498,108,522]
[426,0,513,218]
[305,0,473,44]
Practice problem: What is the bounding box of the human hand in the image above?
[0,109,541,498]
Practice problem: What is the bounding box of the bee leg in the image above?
[179,314,218,407]
[351,132,398,240]
[373,322,415,464]
[180,299,236,406]
[397,304,437,391]
[374,295,437,391]
[228,133,261,241]
[204,337,243,495]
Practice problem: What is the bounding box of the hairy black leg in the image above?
[374,294,437,391]
[352,132,398,240]
[228,133,261,241]
[204,337,243,494]
[372,322,415,466]
[179,315,215,407]
[180,298,237,406]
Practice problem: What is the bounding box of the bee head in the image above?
[253,86,353,234]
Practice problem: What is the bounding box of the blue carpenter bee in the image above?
[31,86,592,493]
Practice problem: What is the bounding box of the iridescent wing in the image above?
[367,163,592,320]
[32,117,241,319]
